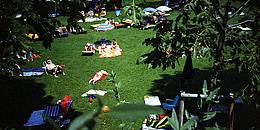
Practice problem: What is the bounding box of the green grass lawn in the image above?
[21,10,213,130]
[27,31,211,130]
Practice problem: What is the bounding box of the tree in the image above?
[0,0,57,75]
[122,0,145,24]
[140,0,259,104]
[59,0,86,33]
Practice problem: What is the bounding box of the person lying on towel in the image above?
[89,70,108,84]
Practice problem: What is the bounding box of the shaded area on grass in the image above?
[148,69,212,100]
[148,73,182,100]
[0,75,84,129]
[0,76,49,128]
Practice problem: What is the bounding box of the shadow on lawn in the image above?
[149,68,251,99]
[0,75,51,128]
[148,68,212,100]
[0,75,83,129]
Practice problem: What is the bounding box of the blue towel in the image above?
[24,110,46,126]
[22,68,45,72]
[21,68,45,76]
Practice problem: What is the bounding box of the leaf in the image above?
[181,119,196,130]
[108,103,163,121]
[202,80,208,96]
[167,117,179,130]
[206,87,220,102]
[203,111,216,121]
[168,108,179,130]
[185,109,190,119]
[115,81,122,88]
[68,112,95,130]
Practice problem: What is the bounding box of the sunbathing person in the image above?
[82,43,97,54]
[16,50,27,60]
[111,39,122,56]
[98,42,107,55]
[89,70,108,84]
[45,59,65,77]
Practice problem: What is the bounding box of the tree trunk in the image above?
[210,24,226,89]
[210,0,230,89]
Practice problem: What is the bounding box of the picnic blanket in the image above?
[20,68,45,76]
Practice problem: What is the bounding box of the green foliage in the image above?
[168,80,220,129]
[167,108,179,130]
[0,0,57,76]
[140,0,260,105]
[167,108,197,130]
[205,87,220,103]
[61,0,85,33]
[122,0,145,24]
[202,80,209,96]
[202,112,216,121]
[107,70,122,103]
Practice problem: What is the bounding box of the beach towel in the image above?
[20,68,45,76]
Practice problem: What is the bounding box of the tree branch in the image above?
[227,20,255,28]
[229,0,251,18]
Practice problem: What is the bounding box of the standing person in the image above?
[42,33,53,51]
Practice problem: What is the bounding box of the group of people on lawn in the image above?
[82,38,122,58]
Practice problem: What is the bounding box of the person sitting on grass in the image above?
[98,41,107,55]
[111,39,122,56]
[82,43,98,54]
[16,50,27,60]
[45,59,65,77]
[57,95,73,115]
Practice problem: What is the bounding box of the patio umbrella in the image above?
[143,7,157,12]
[156,6,172,12]
[96,23,115,31]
